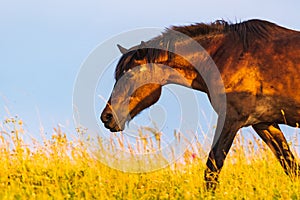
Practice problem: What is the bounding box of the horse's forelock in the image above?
[114,50,136,80]
[114,47,168,80]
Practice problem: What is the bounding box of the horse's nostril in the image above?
[101,111,113,123]
[101,106,115,124]
[106,113,113,121]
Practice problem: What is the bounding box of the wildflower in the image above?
[192,153,197,160]
[4,118,10,123]
[18,120,23,126]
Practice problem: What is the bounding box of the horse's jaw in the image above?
[107,125,124,132]
[103,119,125,132]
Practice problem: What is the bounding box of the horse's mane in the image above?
[170,20,229,37]
[171,19,284,39]
[115,19,288,79]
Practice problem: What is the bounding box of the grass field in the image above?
[0,117,299,200]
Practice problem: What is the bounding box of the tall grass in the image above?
[0,116,299,199]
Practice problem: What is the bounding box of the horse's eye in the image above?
[123,71,134,79]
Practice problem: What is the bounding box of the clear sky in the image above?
[1,0,300,141]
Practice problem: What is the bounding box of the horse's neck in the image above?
[163,57,208,92]
[162,36,222,93]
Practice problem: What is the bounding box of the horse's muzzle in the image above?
[101,107,124,132]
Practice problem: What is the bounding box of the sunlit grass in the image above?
[0,116,299,199]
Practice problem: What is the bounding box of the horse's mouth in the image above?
[109,126,123,132]
[103,121,125,132]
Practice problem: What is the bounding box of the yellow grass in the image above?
[0,117,299,199]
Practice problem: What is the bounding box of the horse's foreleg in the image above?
[253,123,299,178]
[204,118,240,190]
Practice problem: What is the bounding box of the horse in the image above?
[101,19,300,189]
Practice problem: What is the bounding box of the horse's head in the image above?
[101,43,168,132]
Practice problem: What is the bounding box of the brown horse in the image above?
[101,19,300,189]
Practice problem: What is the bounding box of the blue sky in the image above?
[1,0,300,141]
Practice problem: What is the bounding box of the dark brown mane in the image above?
[171,20,229,37]
[114,48,166,80]
[115,50,135,79]
[115,19,292,79]
[171,19,291,49]
[171,19,286,39]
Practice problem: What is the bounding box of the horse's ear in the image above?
[135,41,147,60]
[117,44,128,54]
[140,41,146,47]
